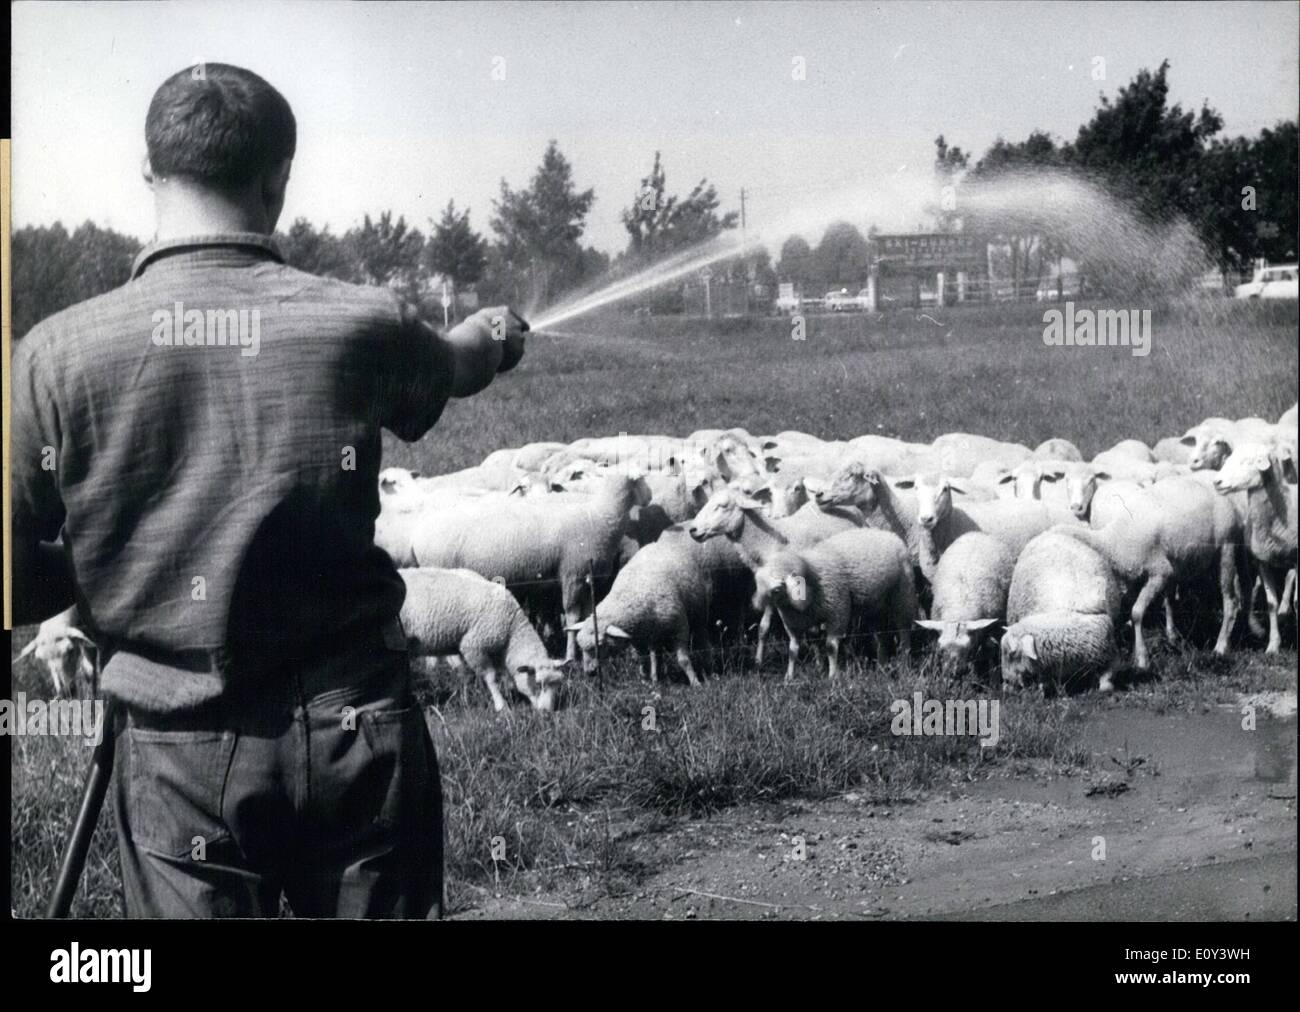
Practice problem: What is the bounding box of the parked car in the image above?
[825,288,855,311]
[1234,264,1299,300]
[1035,280,1079,302]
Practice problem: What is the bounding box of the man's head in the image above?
[144,64,296,233]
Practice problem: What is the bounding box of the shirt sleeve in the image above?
[376,298,455,442]
[11,331,68,545]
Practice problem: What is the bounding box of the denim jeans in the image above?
[111,642,442,918]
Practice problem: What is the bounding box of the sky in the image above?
[12,0,1299,256]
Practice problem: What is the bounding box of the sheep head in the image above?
[687,487,763,542]
[813,459,879,510]
[1181,424,1233,471]
[1000,630,1040,689]
[17,620,96,697]
[913,473,961,530]
[916,618,999,666]
[514,660,569,712]
[1213,441,1295,493]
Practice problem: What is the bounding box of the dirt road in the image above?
[455,696,1297,920]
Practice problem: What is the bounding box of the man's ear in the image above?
[261,157,293,225]
[141,155,156,187]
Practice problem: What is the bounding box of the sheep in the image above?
[1277,403,1298,453]
[929,432,1032,474]
[512,441,568,472]
[909,473,1081,583]
[408,470,652,662]
[1001,531,1125,694]
[756,528,916,682]
[399,568,565,711]
[1032,438,1083,462]
[1096,438,1156,464]
[565,524,754,686]
[992,460,1072,509]
[810,460,925,569]
[686,486,864,666]
[1212,443,1298,653]
[15,606,97,697]
[845,434,934,476]
[914,532,1016,672]
[1152,436,1192,466]
[1178,417,1277,472]
[1048,475,1246,668]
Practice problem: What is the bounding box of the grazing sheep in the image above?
[915,532,1015,671]
[399,568,565,711]
[1033,438,1083,462]
[1212,443,1298,653]
[1049,475,1246,668]
[16,606,97,697]
[910,473,1080,583]
[1001,531,1125,694]
[565,524,754,686]
[757,528,916,681]
[409,471,652,662]
[686,486,863,665]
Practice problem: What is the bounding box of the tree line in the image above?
[12,62,1297,336]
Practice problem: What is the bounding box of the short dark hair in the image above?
[146,63,296,188]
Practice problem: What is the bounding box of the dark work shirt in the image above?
[11,233,451,712]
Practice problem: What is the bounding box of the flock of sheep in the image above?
[375,403,1298,708]
[19,405,1298,710]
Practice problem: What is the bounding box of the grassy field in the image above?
[11,297,1297,917]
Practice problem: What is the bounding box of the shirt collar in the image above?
[131,232,285,280]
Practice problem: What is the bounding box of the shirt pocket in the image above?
[127,727,236,859]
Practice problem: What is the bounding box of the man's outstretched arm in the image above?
[440,305,528,398]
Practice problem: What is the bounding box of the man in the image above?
[11,63,527,918]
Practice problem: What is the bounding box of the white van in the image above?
[1234,265,1299,300]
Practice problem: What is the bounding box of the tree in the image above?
[278,218,357,281]
[810,221,871,290]
[776,235,813,290]
[425,200,487,293]
[12,222,142,338]
[621,151,738,262]
[490,140,596,305]
[343,212,426,304]
[933,135,970,232]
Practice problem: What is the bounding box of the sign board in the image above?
[871,233,985,269]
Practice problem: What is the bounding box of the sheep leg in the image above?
[1213,548,1241,657]
[1130,570,1169,670]
[645,649,660,683]
[1280,568,1296,616]
[825,636,842,679]
[479,663,509,712]
[1162,595,1184,647]
[784,632,802,684]
[675,645,701,688]
[1247,575,1268,638]
[1258,565,1284,655]
[755,605,773,667]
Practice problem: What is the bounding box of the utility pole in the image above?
[739,188,747,248]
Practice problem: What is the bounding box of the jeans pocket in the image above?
[357,706,431,832]
[127,727,236,859]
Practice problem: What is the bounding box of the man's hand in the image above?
[442,306,528,397]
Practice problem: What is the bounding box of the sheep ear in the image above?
[996,471,1016,485]
[914,619,946,631]
[892,476,914,489]
[562,621,586,633]
[947,479,967,495]
[1021,634,1038,660]
[764,456,781,473]
[1278,449,1299,484]
[16,638,38,661]
[1094,470,1111,482]
[1038,469,1061,483]
[964,618,999,631]
[1179,434,1197,447]
[508,480,529,496]
[604,624,632,640]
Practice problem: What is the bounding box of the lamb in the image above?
[565,524,754,686]
[16,606,97,697]
[1000,531,1125,694]
[1212,443,1298,653]
[399,568,565,711]
[909,473,1081,583]
[686,486,864,665]
[915,532,1016,671]
[757,528,916,682]
[408,470,652,661]
[1049,475,1246,668]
